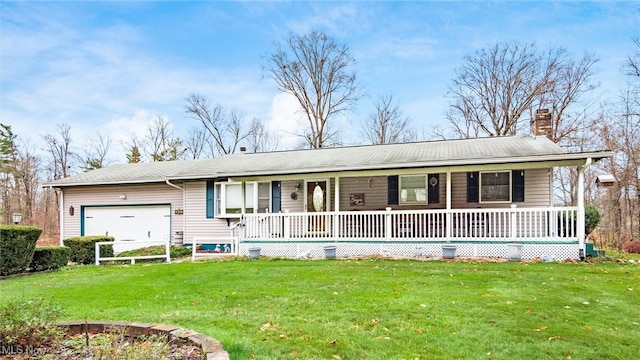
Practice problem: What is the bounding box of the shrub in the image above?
[622,240,640,254]
[0,297,66,346]
[63,236,114,265]
[0,225,42,276]
[585,205,602,236]
[557,205,602,238]
[29,246,71,272]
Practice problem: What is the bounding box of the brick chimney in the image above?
[531,109,553,139]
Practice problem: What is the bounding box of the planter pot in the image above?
[323,246,337,259]
[507,244,523,262]
[442,245,456,259]
[248,247,261,259]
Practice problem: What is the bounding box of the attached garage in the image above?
[83,205,171,253]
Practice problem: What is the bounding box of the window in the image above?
[480,171,511,202]
[467,170,524,203]
[214,181,272,216]
[257,182,270,213]
[400,175,427,204]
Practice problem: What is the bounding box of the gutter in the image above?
[165,180,186,246]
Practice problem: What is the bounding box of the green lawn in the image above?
[1,258,639,359]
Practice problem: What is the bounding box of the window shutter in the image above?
[428,174,440,204]
[512,170,525,202]
[388,175,399,205]
[206,180,215,218]
[271,181,281,213]
[467,172,479,203]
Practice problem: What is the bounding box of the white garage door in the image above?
[84,205,171,253]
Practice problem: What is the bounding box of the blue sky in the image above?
[1,1,637,161]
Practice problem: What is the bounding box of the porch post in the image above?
[334,176,340,211]
[446,170,452,240]
[334,176,340,238]
[577,158,592,257]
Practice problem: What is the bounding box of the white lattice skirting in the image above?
[239,242,580,261]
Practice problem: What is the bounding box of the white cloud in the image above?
[265,93,305,149]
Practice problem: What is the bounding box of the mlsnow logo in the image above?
[0,343,46,356]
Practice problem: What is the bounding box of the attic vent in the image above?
[531,109,552,139]
[239,146,247,152]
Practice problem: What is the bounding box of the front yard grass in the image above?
[1,258,638,359]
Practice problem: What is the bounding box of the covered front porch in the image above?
[233,206,580,260]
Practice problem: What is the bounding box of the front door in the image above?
[306,181,328,233]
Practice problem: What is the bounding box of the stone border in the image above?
[58,321,229,360]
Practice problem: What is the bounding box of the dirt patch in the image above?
[1,322,228,360]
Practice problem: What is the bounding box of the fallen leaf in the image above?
[333,355,341,360]
[279,334,287,339]
[582,301,590,305]
[191,301,199,306]
[564,306,571,309]
[330,339,337,345]
[585,326,592,331]
[260,323,271,331]
[419,304,427,308]
[627,288,633,291]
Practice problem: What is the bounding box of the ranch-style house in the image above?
[45,132,612,261]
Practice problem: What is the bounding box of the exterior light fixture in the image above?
[119,194,127,200]
[11,212,22,225]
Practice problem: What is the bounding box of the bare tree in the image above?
[245,118,279,153]
[596,87,640,246]
[535,52,599,145]
[625,38,640,78]
[362,95,415,144]
[445,42,598,139]
[14,139,40,224]
[266,30,359,148]
[42,123,75,179]
[141,117,187,162]
[184,127,209,160]
[185,94,248,156]
[79,133,113,171]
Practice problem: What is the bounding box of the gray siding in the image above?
[62,183,184,241]
[281,180,305,212]
[451,168,551,208]
[183,181,235,243]
[62,168,552,245]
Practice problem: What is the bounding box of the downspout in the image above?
[577,158,592,259]
[165,180,185,246]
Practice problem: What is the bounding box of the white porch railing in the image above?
[241,207,578,243]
